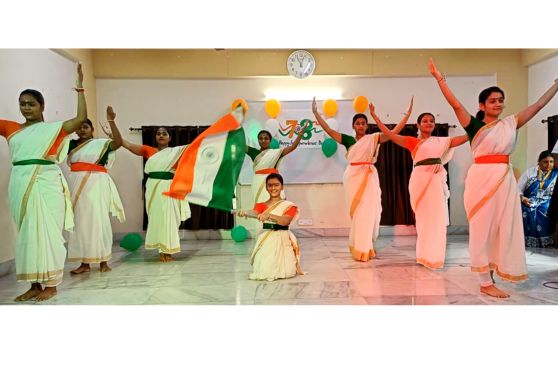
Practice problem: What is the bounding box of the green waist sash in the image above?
[148,171,174,180]
[414,158,442,167]
[13,159,55,166]
[262,223,289,230]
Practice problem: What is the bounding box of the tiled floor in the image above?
[1,235,558,305]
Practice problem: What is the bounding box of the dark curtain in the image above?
[547,114,558,151]
[140,125,234,230]
[367,123,450,225]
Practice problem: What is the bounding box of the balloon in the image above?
[353,96,368,113]
[326,118,339,131]
[120,233,143,252]
[264,99,281,118]
[231,98,248,114]
[323,99,338,118]
[321,138,338,158]
[269,138,280,149]
[264,118,279,135]
[231,225,248,242]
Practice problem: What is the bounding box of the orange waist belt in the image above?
[474,154,509,164]
[71,162,107,173]
[255,168,279,175]
[350,162,373,166]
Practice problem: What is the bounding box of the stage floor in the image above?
[1,235,558,305]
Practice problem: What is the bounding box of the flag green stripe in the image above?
[207,128,246,211]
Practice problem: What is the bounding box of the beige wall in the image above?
[56,49,98,126]
[91,49,534,171]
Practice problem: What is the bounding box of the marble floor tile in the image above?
[1,235,557,305]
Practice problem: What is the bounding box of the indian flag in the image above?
[163,108,246,211]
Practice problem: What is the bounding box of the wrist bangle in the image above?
[74,87,85,92]
[107,120,115,123]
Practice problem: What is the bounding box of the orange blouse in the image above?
[253,202,298,217]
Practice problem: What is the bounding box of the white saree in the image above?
[144,146,191,254]
[408,136,453,269]
[464,115,527,282]
[249,200,302,281]
[67,138,125,263]
[343,133,382,261]
[7,121,72,286]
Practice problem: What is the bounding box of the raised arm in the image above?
[106,106,123,151]
[62,63,88,134]
[516,78,558,129]
[429,58,471,128]
[312,97,342,143]
[449,134,469,148]
[281,122,309,156]
[369,101,409,147]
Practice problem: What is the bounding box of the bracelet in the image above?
[107,120,115,123]
[74,87,85,92]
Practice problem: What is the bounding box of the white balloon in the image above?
[326,118,339,131]
[264,118,279,136]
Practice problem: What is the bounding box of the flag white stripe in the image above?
[185,131,228,206]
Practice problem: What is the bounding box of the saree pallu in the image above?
[464,115,527,282]
[144,146,190,254]
[67,138,125,263]
[8,121,72,286]
[343,133,381,262]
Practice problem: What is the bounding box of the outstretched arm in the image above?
[122,138,144,156]
[369,101,409,147]
[449,134,469,148]
[106,106,123,151]
[281,122,309,156]
[312,97,342,143]
[62,63,88,134]
[517,78,558,129]
[429,58,471,128]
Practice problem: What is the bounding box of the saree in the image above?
[464,114,527,282]
[249,200,302,281]
[144,146,191,254]
[408,136,453,269]
[7,121,73,286]
[343,133,382,262]
[67,138,125,263]
[518,166,558,248]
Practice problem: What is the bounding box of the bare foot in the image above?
[34,286,57,302]
[14,283,43,302]
[70,263,91,275]
[159,253,166,262]
[480,285,510,298]
[100,262,112,272]
[164,254,174,262]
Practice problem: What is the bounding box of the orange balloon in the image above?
[353,96,368,114]
[231,98,248,114]
[322,99,338,118]
[264,99,281,119]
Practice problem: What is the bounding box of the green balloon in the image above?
[120,233,144,252]
[269,138,280,149]
[321,138,338,158]
[231,225,248,242]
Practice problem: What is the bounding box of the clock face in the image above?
[287,50,315,79]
